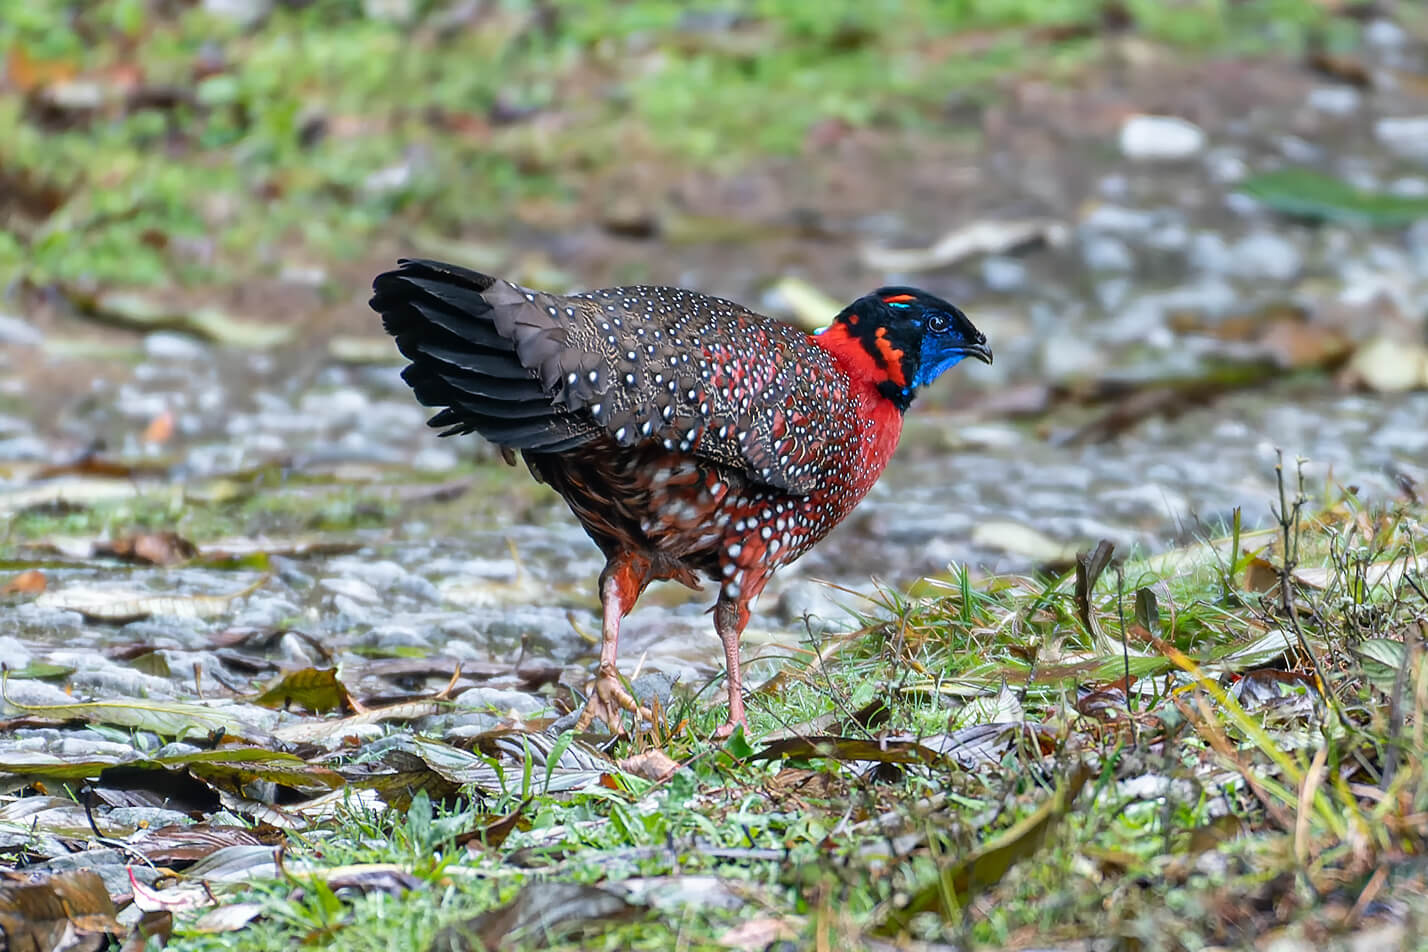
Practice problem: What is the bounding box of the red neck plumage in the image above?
[809,323,905,479]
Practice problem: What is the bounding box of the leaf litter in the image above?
[0,457,1423,952]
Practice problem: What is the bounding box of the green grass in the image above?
[10,473,1418,950]
[0,458,549,545]
[0,0,1350,291]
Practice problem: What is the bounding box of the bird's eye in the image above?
[928,313,950,333]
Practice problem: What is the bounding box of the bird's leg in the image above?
[573,553,653,734]
[712,598,750,740]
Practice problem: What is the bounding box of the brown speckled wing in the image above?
[551,285,855,495]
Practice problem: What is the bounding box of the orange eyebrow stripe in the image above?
[881,293,915,304]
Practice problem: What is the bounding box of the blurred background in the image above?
[2,0,1427,645]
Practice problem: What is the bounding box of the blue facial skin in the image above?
[913,336,973,388]
[891,300,988,390]
[824,293,990,407]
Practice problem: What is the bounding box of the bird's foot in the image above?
[572,667,652,735]
[712,716,748,742]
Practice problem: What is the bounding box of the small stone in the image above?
[202,0,271,27]
[1229,231,1303,282]
[0,680,75,708]
[363,162,414,196]
[774,579,856,634]
[362,621,438,649]
[1407,220,1428,276]
[1389,177,1428,198]
[143,332,209,361]
[1277,135,1321,164]
[1346,337,1428,392]
[231,596,301,630]
[362,0,414,22]
[1080,235,1135,273]
[454,687,548,717]
[1188,232,1233,274]
[0,635,33,670]
[1081,204,1160,236]
[320,576,380,605]
[1307,85,1360,116]
[1203,147,1248,185]
[1118,115,1207,162]
[1039,333,1104,380]
[275,632,325,667]
[981,256,1027,293]
[1375,117,1428,163]
[412,446,461,471]
[1364,18,1407,48]
[0,314,43,346]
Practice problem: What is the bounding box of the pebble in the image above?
[0,636,33,670]
[1375,117,1428,163]
[1081,235,1135,272]
[1118,114,1207,161]
[1038,333,1105,379]
[14,604,85,631]
[1307,85,1361,116]
[1203,147,1248,185]
[144,332,210,361]
[231,596,302,630]
[1189,231,1234,273]
[453,687,549,716]
[774,579,858,634]
[201,0,271,26]
[1363,18,1408,48]
[0,313,43,346]
[1230,231,1303,282]
[360,622,439,649]
[1276,135,1321,165]
[362,0,414,22]
[981,256,1027,293]
[1081,204,1161,236]
[319,576,381,605]
[1407,220,1428,276]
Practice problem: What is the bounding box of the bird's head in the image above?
[819,287,991,410]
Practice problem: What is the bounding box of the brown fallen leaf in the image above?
[35,574,268,623]
[617,749,681,781]
[1257,318,1352,370]
[96,531,198,566]
[1242,556,1282,594]
[429,882,642,952]
[1344,336,1428,392]
[860,218,1066,272]
[128,823,271,865]
[2,568,47,594]
[752,735,946,766]
[255,667,355,714]
[457,799,531,851]
[874,762,1093,934]
[0,868,121,951]
[119,909,173,952]
[718,916,799,950]
[142,409,175,445]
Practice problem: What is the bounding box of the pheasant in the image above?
[372,259,990,737]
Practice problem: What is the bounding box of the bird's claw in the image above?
[712,718,747,742]
[573,668,652,735]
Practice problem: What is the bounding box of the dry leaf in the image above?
[96,531,198,566]
[861,218,1066,272]
[2,569,47,594]
[142,409,175,444]
[617,749,681,781]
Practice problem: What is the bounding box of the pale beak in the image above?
[961,341,993,365]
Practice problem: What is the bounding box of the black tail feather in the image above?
[372,259,595,452]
